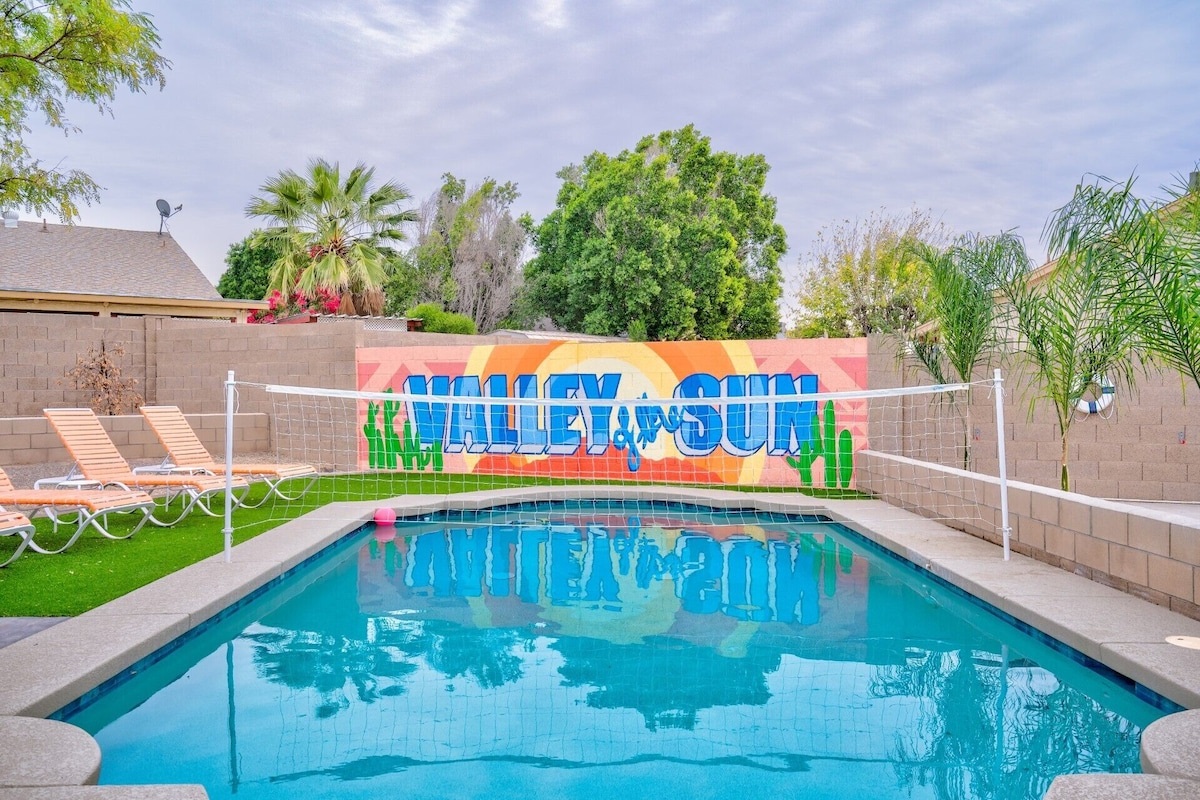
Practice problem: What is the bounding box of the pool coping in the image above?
[0,486,1198,790]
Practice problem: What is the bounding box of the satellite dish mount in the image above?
[156,198,183,234]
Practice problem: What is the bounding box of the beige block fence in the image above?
[0,412,270,473]
[857,449,1200,621]
[866,335,1200,502]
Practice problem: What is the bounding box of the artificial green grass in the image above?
[0,474,536,616]
[0,474,865,617]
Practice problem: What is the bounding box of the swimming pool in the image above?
[65,500,1166,800]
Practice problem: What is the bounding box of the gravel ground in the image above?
[2,460,117,490]
[2,454,278,490]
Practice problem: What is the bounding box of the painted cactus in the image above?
[363,389,444,472]
[786,400,854,489]
[400,419,443,471]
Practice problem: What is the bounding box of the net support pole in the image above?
[223,370,235,564]
[993,368,1011,561]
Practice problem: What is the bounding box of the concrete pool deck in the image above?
[0,487,1198,797]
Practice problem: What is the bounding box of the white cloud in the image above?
[314,0,478,58]
[530,0,568,30]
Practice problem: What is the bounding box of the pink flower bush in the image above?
[248,285,341,323]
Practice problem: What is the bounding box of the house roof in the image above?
[0,219,222,301]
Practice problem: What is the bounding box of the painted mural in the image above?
[356,339,868,487]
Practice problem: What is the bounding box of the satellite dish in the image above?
[156,198,183,234]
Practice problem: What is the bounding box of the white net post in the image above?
[994,368,1011,561]
[223,369,236,563]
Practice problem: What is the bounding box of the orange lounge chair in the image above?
[0,508,37,568]
[43,408,249,526]
[139,405,318,506]
[0,467,154,557]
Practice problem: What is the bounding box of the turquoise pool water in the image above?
[66,501,1166,800]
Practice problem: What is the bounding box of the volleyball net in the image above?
[219,373,1011,553]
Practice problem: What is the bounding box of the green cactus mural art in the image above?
[363,401,385,469]
[399,419,443,471]
[363,388,443,472]
[786,400,855,490]
[381,391,401,470]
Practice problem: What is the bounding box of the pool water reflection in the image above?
[68,502,1162,800]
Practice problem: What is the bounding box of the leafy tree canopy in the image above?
[791,208,948,338]
[0,0,168,220]
[525,125,787,340]
[216,232,280,300]
[406,301,477,335]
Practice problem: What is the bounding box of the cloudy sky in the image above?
[22,0,1200,316]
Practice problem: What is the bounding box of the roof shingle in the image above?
[0,220,222,301]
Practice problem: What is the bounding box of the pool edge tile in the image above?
[1101,643,1200,710]
[0,614,192,718]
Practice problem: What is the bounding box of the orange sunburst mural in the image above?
[356,339,867,488]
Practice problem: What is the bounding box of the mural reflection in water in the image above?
[361,513,861,634]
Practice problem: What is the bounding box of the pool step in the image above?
[1044,773,1200,799]
[1140,709,1200,782]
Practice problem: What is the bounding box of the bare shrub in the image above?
[62,340,144,415]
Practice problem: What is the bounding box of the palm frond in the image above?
[245,158,417,307]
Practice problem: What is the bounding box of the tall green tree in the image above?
[0,1,168,220]
[526,125,787,340]
[389,173,528,332]
[245,158,417,316]
[995,180,1141,491]
[216,233,280,300]
[791,208,948,338]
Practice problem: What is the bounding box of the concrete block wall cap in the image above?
[1043,773,1200,800]
[862,449,996,484]
[0,717,100,787]
[1140,709,1200,780]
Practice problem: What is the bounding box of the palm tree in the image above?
[246,159,417,316]
[1054,174,1200,393]
[907,232,1017,468]
[995,179,1141,491]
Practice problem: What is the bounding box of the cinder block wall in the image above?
[0,312,152,416]
[0,412,270,473]
[868,335,1200,501]
[152,319,511,414]
[857,449,1200,621]
[152,320,518,468]
[153,319,362,414]
[0,314,539,474]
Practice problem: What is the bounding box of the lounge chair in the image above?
[43,408,250,526]
[0,508,36,568]
[0,467,155,560]
[139,405,318,507]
